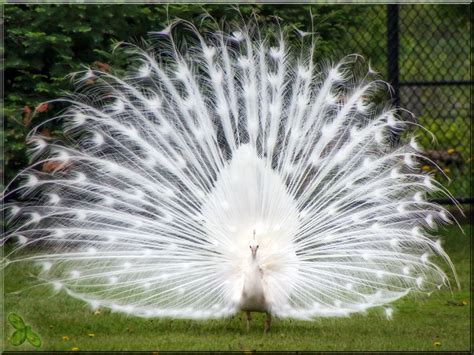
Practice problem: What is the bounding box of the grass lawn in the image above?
[2,223,471,352]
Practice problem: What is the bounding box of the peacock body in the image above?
[3,19,459,332]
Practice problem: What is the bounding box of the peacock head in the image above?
[249,242,259,259]
[249,230,259,259]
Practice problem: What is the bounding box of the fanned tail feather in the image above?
[3,19,459,320]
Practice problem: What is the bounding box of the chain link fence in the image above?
[333,4,471,204]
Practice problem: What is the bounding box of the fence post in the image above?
[387,4,400,107]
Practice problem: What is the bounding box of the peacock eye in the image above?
[257,245,259,248]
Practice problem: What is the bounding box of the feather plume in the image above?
[2,19,459,321]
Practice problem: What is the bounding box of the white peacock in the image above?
[3,19,459,334]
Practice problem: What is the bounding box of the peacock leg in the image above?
[264,312,272,334]
[246,311,251,332]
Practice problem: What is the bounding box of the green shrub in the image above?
[3,4,357,186]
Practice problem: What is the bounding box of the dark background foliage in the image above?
[4,4,361,184]
[3,4,471,200]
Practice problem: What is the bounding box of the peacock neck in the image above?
[239,252,267,312]
[246,254,263,286]
[249,253,260,269]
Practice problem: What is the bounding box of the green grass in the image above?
[2,224,471,351]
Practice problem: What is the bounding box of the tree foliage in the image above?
[3,4,361,185]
